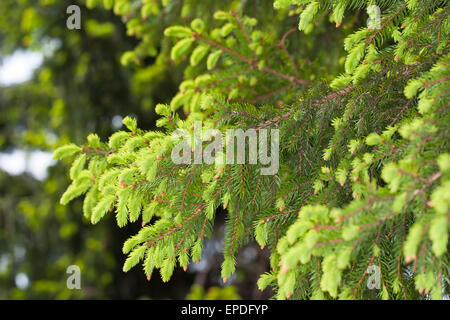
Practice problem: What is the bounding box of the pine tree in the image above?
[55,0,449,299]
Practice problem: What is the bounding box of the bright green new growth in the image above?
[55,0,449,299]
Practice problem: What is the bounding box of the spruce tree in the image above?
[55,0,449,299]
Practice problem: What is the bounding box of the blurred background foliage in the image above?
[0,0,284,299]
[186,285,241,300]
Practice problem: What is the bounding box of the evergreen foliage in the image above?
[56,0,449,299]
